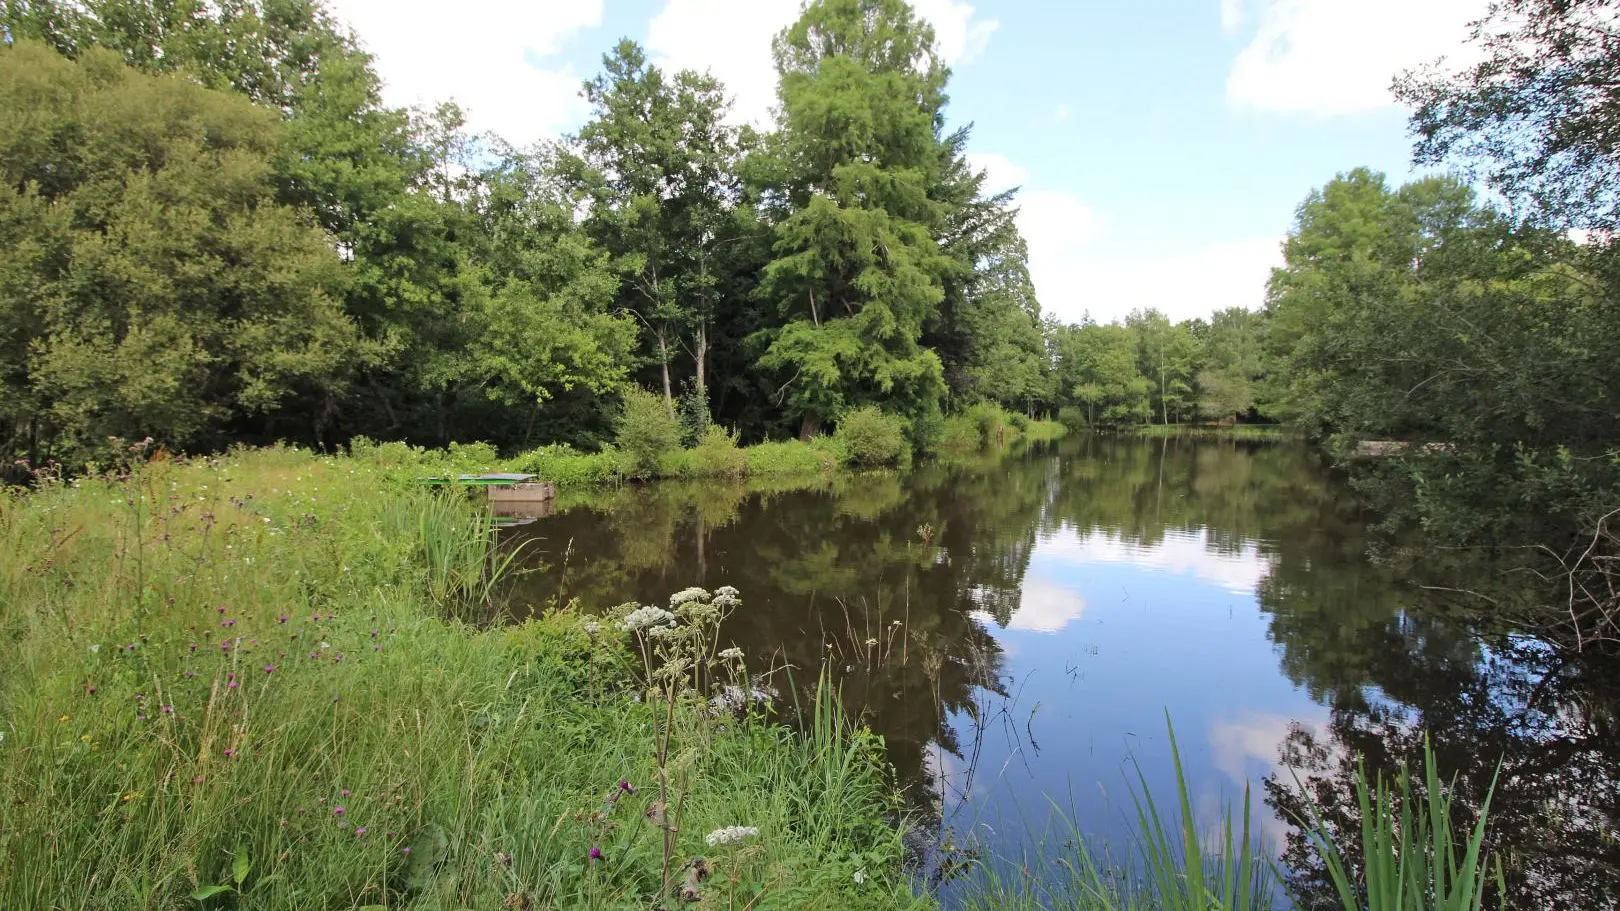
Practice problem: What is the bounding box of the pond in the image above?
[501,435,1620,909]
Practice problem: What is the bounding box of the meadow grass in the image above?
[0,446,923,910]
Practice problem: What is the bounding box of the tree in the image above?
[571,40,741,416]
[753,0,952,440]
[1198,307,1266,421]
[1125,309,1199,424]
[1051,321,1151,426]
[0,40,363,464]
[1397,0,1620,232]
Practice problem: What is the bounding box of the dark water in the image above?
[502,435,1620,909]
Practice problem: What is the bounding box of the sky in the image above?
[319,0,1490,325]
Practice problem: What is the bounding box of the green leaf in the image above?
[232,847,251,886]
[189,884,233,901]
[405,823,452,891]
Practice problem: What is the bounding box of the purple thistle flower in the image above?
[228,680,238,689]
[126,643,136,651]
[223,748,235,757]
[333,805,345,816]
[618,779,635,794]
[217,606,226,614]
[355,827,367,837]
[221,619,236,628]
[340,789,350,797]
[263,665,275,674]
[277,615,288,624]
[162,705,174,715]
[401,847,411,856]
[589,845,603,861]
[189,643,197,652]
[85,685,97,695]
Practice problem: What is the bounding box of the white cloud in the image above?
[1035,235,1284,325]
[646,0,999,126]
[1219,0,1246,34]
[1225,0,1487,114]
[971,577,1089,633]
[324,0,603,146]
[1039,527,1274,595]
[970,152,1274,324]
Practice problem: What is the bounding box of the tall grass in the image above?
[0,448,922,910]
[955,733,1501,911]
[1297,743,1502,911]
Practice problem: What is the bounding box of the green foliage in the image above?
[678,379,713,448]
[0,41,364,464]
[662,425,749,479]
[508,444,628,487]
[743,439,842,475]
[616,386,683,478]
[834,406,907,468]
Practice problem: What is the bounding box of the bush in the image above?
[509,443,628,486]
[616,386,682,478]
[1007,411,1031,432]
[834,406,906,468]
[1057,406,1089,430]
[664,425,748,478]
[677,380,711,448]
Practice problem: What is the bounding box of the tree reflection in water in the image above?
[501,435,1620,909]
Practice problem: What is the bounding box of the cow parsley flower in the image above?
[704,825,759,847]
[619,605,676,632]
[669,587,710,607]
[718,647,744,660]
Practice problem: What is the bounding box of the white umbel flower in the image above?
[619,605,676,632]
[718,647,744,660]
[704,825,759,847]
[669,587,710,607]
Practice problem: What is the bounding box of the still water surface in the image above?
[504,435,1620,908]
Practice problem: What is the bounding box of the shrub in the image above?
[677,380,711,448]
[1057,406,1089,430]
[509,443,627,486]
[616,386,682,478]
[665,425,748,478]
[834,406,906,468]
[1007,411,1031,432]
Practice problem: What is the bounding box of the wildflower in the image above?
[277,615,288,624]
[715,585,739,599]
[583,621,601,637]
[319,641,330,650]
[865,638,878,647]
[223,748,235,757]
[263,665,275,674]
[333,806,345,816]
[669,587,709,607]
[401,847,411,856]
[88,644,100,654]
[703,826,759,847]
[162,704,174,715]
[79,734,90,742]
[718,647,744,660]
[618,605,676,632]
[217,607,226,614]
[355,827,367,837]
[221,619,236,628]
[228,679,238,689]
[340,789,350,797]
[85,685,97,694]
[589,846,603,861]
[121,791,141,802]
[853,869,867,885]
[618,779,635,794]
[189,643,198,652]
[58,715,70,723]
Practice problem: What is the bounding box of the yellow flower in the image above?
[121,791,141,802]
[79,734,90,742]
[58,715,71,723]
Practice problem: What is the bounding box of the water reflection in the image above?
[502,435,1620,908]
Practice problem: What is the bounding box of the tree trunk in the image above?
[799,412,822,441]
[695,322,708,397]
[658,329,674,417]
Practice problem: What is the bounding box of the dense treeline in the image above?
[0,0,1291,477]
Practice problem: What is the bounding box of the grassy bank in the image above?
[352,405,1067,491]
[1123,424,1297,441]
[0,447,923,910]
